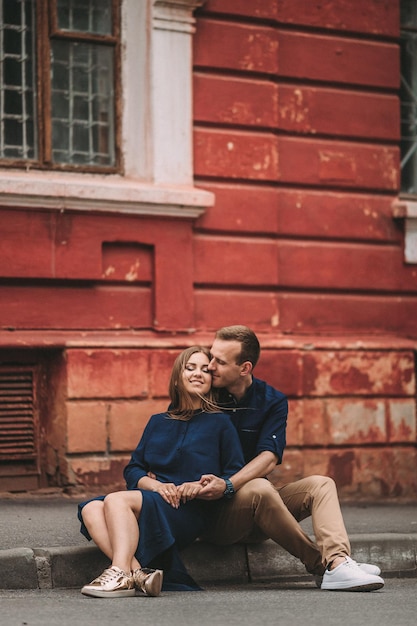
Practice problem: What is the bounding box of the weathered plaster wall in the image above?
[1,1,416,498]
[59,339,416,500]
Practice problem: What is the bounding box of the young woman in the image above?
[78,346,244,598]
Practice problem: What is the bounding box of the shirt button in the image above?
[272,435,276,439]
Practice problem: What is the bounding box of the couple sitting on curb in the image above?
[78,325,384,597]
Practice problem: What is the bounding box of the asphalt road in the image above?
[0,579,416,626]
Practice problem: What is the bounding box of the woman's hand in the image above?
[154,482,181,509]
[176,481,202,503]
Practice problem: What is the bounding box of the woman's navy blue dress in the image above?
[78,410,244,590]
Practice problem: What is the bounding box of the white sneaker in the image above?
[314,557,381,588]
[346,556,381,576]
[81,566,135,598]
[321,558,384,591]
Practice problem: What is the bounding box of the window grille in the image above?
[50,40,114,166]
[0,0,37,160]
[0,0,118,171]
[400,0,417,194]
[56,0,112,34]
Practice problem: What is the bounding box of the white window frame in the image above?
[393,199,417,263]
[0,0,213,218]
[394,0,417,263]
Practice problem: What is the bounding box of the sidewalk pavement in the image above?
[1,494,416,590]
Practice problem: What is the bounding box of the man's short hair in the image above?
[215,325,260,368]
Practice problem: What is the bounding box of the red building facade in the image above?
[0,0,416,499]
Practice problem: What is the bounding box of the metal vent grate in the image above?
[0,368,36,459]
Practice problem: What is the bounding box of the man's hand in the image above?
[198,474,227,500]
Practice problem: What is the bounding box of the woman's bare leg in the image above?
[103,490,144,573]
[81,496,141,572]
[81,501,112,559]
[81,492,163,598]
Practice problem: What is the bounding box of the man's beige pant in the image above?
[202,475,351,575]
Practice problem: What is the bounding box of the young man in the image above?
[198,325,384,592]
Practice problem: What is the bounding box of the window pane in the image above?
[56,0,113,35]
[50,40,115,166]
[4,57,22,86]
[0,0,37,160]
[5,118,23,145]
[4,27,21,53]
[400,2,417,194]
[3,0,22,24]
[401,0,417,30]
[5,88,22,115]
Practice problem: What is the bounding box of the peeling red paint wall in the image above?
[190,0,416,499]
[193,0,413,336]
[0,0,416,498]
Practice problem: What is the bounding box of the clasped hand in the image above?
[155,481,202,508]
[155,473,226,508]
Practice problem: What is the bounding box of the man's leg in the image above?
[202,478,324,575]
[278,475,385,591]
[278,475,350,567]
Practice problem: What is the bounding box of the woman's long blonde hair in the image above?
[168,346,219,420]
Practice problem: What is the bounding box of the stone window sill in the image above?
[0,170,213,218]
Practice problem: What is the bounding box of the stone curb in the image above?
[245,534,417,582]
[0,548,39,589]
[1,535,416,590]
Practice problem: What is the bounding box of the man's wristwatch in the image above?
[223,478,235,499]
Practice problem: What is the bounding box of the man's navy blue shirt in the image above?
[218,377,288,466]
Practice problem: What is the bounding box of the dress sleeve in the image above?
[123,415,155,490]
[218,416,245,479]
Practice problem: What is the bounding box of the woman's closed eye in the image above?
[185,364,210,373]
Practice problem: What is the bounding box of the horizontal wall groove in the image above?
[196,13,399,44]
[193,285,417,298]
[193,65,400,94]
[193,229,402,247]
[194,176,399,196]
[194,122,399,146]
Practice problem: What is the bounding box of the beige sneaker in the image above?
[133,568,163,597]
[81,566,135,598]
